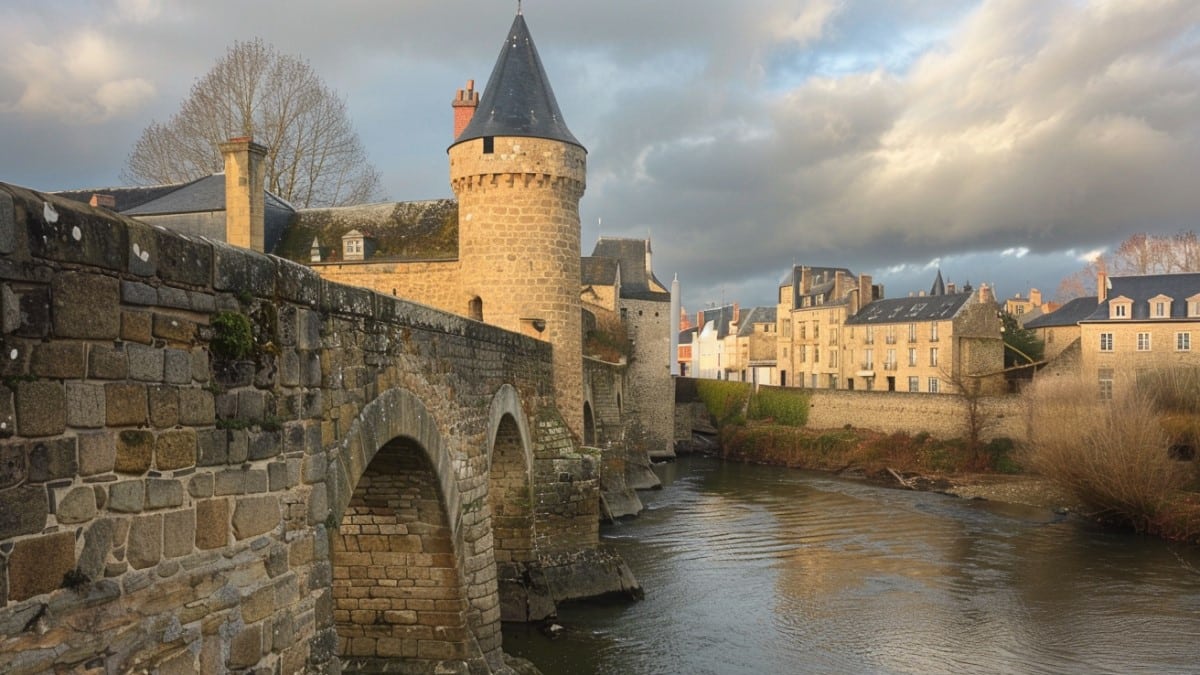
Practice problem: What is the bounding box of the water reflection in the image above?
[504,457,1200,675]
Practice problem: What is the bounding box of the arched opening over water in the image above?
[332,436,469,673]
[583,402,596,446]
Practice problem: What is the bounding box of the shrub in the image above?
[747,386,810,426]
[210,311,255,361]
[1024,373,1195,536]
[696,380,752,426]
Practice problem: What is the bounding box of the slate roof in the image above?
[589,238,670,301]
[736,306,777,337]
[581,256,619,287]
[679,326,698,344]
[780,265,855,309]
[699,304,738,340]
[453,14,583,150]
[1024,296,1098,329]
[53,182,193,213]
[1080,273,1200,322]
[846,292,972,325]
[121,175,227,215]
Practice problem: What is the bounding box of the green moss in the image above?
[210,311,254,361]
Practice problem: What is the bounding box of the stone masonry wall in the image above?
[0,183,606,674]
[619,297,674,459]
[314,259,464,318]
[805,389,1028,442]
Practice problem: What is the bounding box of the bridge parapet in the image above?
[0,183,625,674]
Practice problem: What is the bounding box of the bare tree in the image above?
[1057,230,1200,301]
[123,39,382,208]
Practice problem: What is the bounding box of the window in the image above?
[1100,332,1113,352]
[798,345,804,362]
[830,327,838,345]
[930,322,939,342]
[928,377,939,393]
[830,350,838,367]
[1177,332,1191,351]
[864,349,874,370]
[1098,368,1114,400]
[814,346,820,363]
[866,326,875,344]
[1137,332,1151,351]
[811,374,819,388]
[482,136,495,154]
[813,323,819,339]
[1155,301,1167,318]
[1191,300,1200,318]
[886,326,896,344]
[886,349,896,369]
[908,348,917,366]
[929,347,939,367]
[908,323,917,343]
[908,376,919,392]
[798,324,806,340]
[1115,304,1127,318]
[828,375,838,390]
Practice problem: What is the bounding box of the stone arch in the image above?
[328,388,489,673]
[583,402,596,446]
[486,384,533,479]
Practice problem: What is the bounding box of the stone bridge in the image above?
[0,184,638,674]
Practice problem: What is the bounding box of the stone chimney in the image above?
[1029,288,1042,307]
[452,79,480,140]
[89,193,116,209]
[854,274,873,314]
[799,267,812,294]
[947,282,957,295]
[1097,271,1108,303]
[219,136,268,252]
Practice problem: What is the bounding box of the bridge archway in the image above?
[329,388,492,673]
[486,385,535,566]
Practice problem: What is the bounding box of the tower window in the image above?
[483,136,495,154]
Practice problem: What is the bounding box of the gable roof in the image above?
[589,237,669,301]
[1081,273,1200,322]
[53,183,192,212]
[846,292,972,325]
[699,304,738,340]
[453,13,582,150]
[1024,296,1098,329]
[736,306,777,337]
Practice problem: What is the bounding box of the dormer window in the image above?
[341,229,373,261]
[1109,296,1132,320]
[1149,294,1173,319]
[1188,293,1200,318]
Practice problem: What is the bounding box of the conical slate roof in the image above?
[452,13,583,150]
[930,269,946,296]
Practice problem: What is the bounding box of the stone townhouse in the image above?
[1077,271,1200,397]
[775,265,878,389]
[843,277,1005,395]
[722,306,777,385]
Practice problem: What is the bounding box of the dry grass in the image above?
[1024,372,1200,541]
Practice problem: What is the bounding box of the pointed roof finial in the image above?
[517,0,522,15]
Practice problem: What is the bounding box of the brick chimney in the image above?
[452,80,480,140]
[89,193,116,209]
[854,274,873,314]
[1029,288,1042,307]
[219,137,267,252]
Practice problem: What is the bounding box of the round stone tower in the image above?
[449,12,587,437]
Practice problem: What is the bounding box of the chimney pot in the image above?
[89,193,116,209]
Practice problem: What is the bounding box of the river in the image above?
[503,456,1200,674]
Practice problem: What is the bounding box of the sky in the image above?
[2,0,1199,314]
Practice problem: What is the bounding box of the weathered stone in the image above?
[178,388,215,426]
[148,386,180,428]
[78,518,118,580]
[228,622,263,668]
[155,228,212,287]
[66,382,105,428]
[268,462,289,491]
[232,495,280,540]
[0,484,46,539]
[8,531,74,601]
[78,431,116,476]
[125,222,157,278]
[16,380,65,437]
[0,388,14,438]
[195,499,229,550]
[237,390,266,421]
[52,272,120,339]
[106,383,147,426]
[30,342,85,379]
[153,314,197,344]
[10,286,50,339]
[155,429,196,471]
[88,344,128,379]
[0,189,14,255]
[188,292,215,313]
[157,286,189,309]
[127,344,164,382]
[213,244,276,296]
[27,437,77,482]
[116,429,154,473]
[121,281,157,306]
[196,429,227,466]
[247,430,280,461]
[108,480,145,513]
[241,585,275,624]
[0,441,25,488]
[146,479,184,509]
[127,513,163,570]
[163,349,191,385]
[190,348,210,383]
[121,310,153,344]
[57,486,98,523]
[228,430,248,464]
[163,509,195,559]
